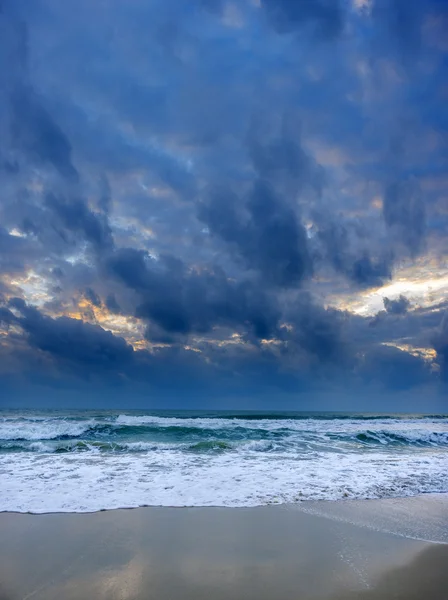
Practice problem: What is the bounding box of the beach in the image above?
[1,0,447,595]
[1,494,447,600]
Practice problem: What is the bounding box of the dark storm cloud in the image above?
[317,221,393,288]
[383,295,410,315]
[105,293,121,314]
[84,287,101,308]
[366,301,448,349]
[197,116,322,287]
[247,116,324,194]
[0,0,446,406]
[199,180,311,287]
[44,193,113,252]
[0,0,115,272]
[3,297,134,369]
[284,296,348,364]
[368,293,411,327]
[349,253,392,288]
[107,247,280,339]
[105,241,351,370]
[0,0,77,179]
[383,180,426,256]
[0,290,437,402]
[10,85,78,180]
[358,344,432,391]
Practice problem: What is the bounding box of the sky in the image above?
[0,0,447,411]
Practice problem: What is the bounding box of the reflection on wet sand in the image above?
[2,545,447,600]
[333,544,448,600]
[0,500,446,600]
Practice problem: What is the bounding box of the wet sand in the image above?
[0,495,447,600]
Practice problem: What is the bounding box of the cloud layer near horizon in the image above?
[0,0,447,409]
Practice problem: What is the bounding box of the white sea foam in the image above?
[1,412,447,512]
[1,444,447,513]
[0,419,96,441]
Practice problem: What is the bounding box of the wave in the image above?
[0,420,98,441]
[114,413,448,426]
[0,438,239,454]
[2,430,447,454]
[116,413,448,421]
[350,430,448,447]
[0,439,178,454]
[1,413,447,451]
[187,440,233,452]
[112,415,448,436]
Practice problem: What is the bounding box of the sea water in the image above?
[0,410,447,513]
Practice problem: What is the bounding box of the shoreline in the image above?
[1,489,447,516]
[1,492,447,544]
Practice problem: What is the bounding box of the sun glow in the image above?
[327,259,448,317]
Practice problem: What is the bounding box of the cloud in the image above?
[3,297,134,369]
[358,344,432,391]
[383,294,410,315]
[317,221,393,288]
[84,287,101,308]
[383,180,426,256]
[261,0,344,39]
[107,247,280,339]
[0,0,77,179]
[0,290,437,401]
[44,193,113,252]
[199,179,311,287]
[432,314,448,382]
[0,0,114,270]
[285,296,349,364]
[0,227,36,275]
[105,293,121,314]
[11,85,79,180]
[0,0,446,406]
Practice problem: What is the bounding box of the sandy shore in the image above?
[0,494,447,600]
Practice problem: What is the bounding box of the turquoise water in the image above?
[1,410,447,512]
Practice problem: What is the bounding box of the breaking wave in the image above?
[1,410,447,512]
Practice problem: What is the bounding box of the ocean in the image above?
[1,410,447,513]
